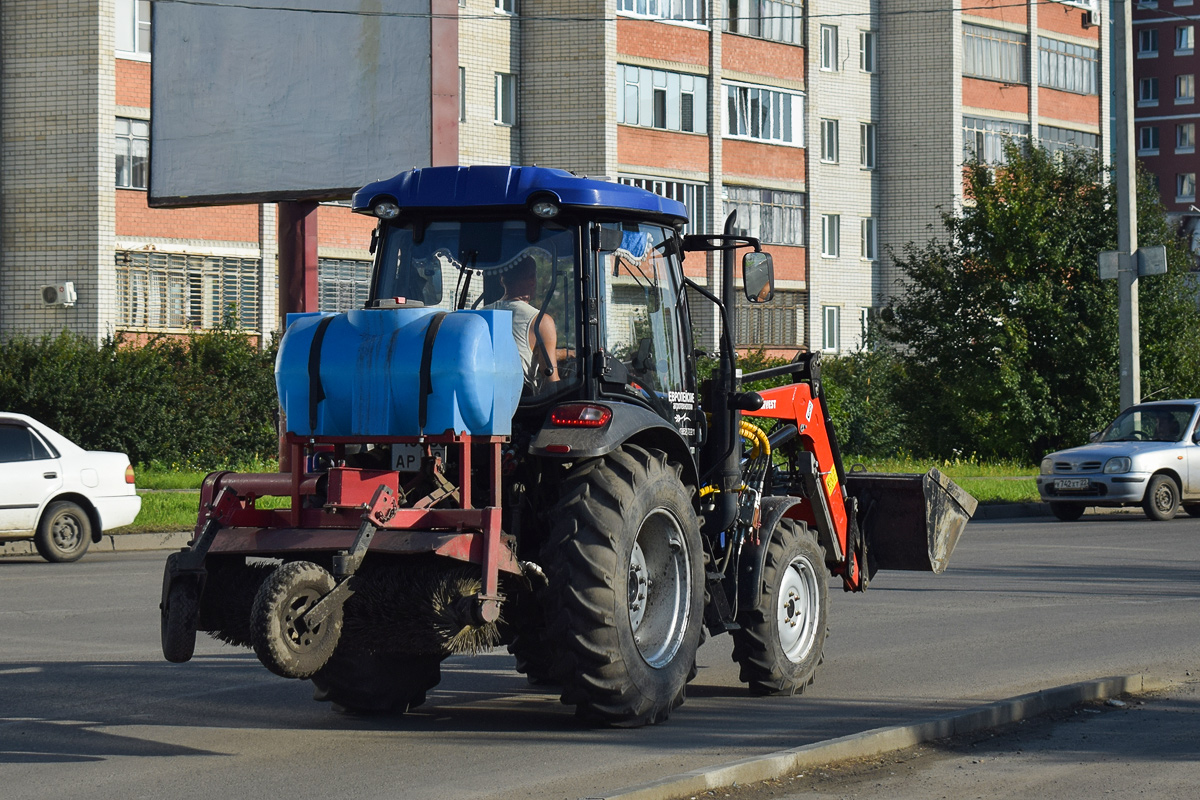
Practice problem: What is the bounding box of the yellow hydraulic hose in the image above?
[739,419,771,460]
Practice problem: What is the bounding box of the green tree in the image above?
[881,143,1200,462]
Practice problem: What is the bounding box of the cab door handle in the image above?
[43,472,57,479]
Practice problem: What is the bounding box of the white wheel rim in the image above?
[777,555,820,662]
[628,509,691,669]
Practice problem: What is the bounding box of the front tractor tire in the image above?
[731,520,829,696]
[544,445,703,727]
[250,561,343,679]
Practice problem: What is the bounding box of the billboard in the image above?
[149,0,441,207]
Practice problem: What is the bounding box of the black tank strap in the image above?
[419,312,449,431]
[307,315,335,432]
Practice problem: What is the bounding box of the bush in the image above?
[0,324,279,469]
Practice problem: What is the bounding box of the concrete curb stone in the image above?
[0,531,191,559]
[591,674,1172,800]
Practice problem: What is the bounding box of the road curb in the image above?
[0,531,191,559]
[593,674,1172,800]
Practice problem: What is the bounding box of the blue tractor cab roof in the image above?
[352,166,689,225]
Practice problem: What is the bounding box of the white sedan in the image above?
[0,413,142,562]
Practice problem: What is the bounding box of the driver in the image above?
[489,255,558,391]
[1157,414,1181,442]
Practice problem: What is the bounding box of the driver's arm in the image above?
[532,313,559,383]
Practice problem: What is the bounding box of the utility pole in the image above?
[1112,0,1140,409]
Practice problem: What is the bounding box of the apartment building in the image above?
[1133,0,1200,253]
[1,1,1108,355]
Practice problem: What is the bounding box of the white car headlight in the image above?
[1103,457,1131,474]
[1040,457,1054,475]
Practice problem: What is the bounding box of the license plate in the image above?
[392,443,447,472]
[1054,478,1090,491]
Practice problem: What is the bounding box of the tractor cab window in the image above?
[596,222,693,430]
[373,218,580,397]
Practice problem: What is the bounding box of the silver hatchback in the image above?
[1036,400,1200,521]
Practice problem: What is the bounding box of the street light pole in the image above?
[1112,0,1140,409]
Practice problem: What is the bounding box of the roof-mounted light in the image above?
[550,403,612,428]
[372,200,400,219]
[530,200,560,219]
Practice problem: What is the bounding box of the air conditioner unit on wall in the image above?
[40,282,77,307]
[1084,9,1101,28]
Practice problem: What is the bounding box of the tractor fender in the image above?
[529,402,698,491]
[737,495,806,613]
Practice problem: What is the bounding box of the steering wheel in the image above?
[1129,430,1148,440]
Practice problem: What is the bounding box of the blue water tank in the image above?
[276,308,523,437]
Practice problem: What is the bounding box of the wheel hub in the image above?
[627,509,690,669]
[52,515,81,549]
[777,557,819,662]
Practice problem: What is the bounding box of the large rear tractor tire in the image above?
[34,501,91,563]
[1143,474,1180,521]
[543,445,703,727]
[311,649,443,714]
[1049,502,1086,522]
[250,561,343,679]
[731,520,829,696]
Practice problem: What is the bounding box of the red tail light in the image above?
[550,403,613,428]
[125,465,136,484]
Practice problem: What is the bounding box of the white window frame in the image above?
[495,72,517,126]
[1177,25,1195,54]
[495,0,516,14]
[860,122,876,168]
[618,64,708,134]
[820,25,839,71]
[459,67,466,122]
[115,116,150,190]
[965,24,1029,84]
[861,217,877,261]
[1178,172,1197,201]
[115,0,152,58]
[1178,122,1196,153]
[1139,77,1160,106]
[820,119,839,163]
[860,30,877,72]
[1138,28,1159,57]
[821,214,840,258]
[616,0,709,28]
[116,250,262,333]
[822,305,840,352]
[858,307,872,348]
[1176,74,1195,104]
[724,81,803,146]
[723,186,806,246]
[724,0,802,45]
[620,175,709,236]
[1139,125,1160,155]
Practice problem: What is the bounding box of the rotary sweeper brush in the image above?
[158,166,976,727]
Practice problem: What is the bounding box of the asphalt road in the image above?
[2,513,1197,800]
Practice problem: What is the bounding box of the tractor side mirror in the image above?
[743,251,774,303]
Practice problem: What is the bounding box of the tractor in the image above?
[159,166,976,727]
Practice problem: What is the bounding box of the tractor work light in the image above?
[550,403,612,428]
[530,200,560,219]
[372,200,400,219]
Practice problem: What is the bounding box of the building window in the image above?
[822,305,840,352]
[963,24,1029,84]
[723,186,806,246]
[1038,37,1099,95]
[1177,74,1196,104]
[725,0,801,44]
[116,0,151,56]
[820,25,839,71]
[495,73,517,125]
[1138,77,1159,106]
[318,258,373,313]
[858,307,872,348]
[1178,173,1197,201]
[725,82,802,145]
[860,30,878,72]
[618,65,708,134]
[820,119,839,162]
[861,218,877,260]
[1138,125,1161,155]
[860,123,876,168]
[115,251,262,332]
[115,117,149,189]
[617,0,708,26]
[1177,25,1195,53]
[620,176,709,236]
[495,0,515,13]
[821,214,840,258]
[1178,122,1196,153]
[736,290,803,348]
[963,116,1031,165]
[1039,124,1100,156]
[1139,28,1159,56]
[459,67,466,121]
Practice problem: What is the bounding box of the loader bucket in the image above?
[845,468,978,576]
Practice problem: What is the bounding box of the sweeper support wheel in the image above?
[250,561,345,679]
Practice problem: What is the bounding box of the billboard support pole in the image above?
[278,201,320,317]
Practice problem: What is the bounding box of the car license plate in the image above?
[392,443,447,472]
[1054,478,1090,491]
